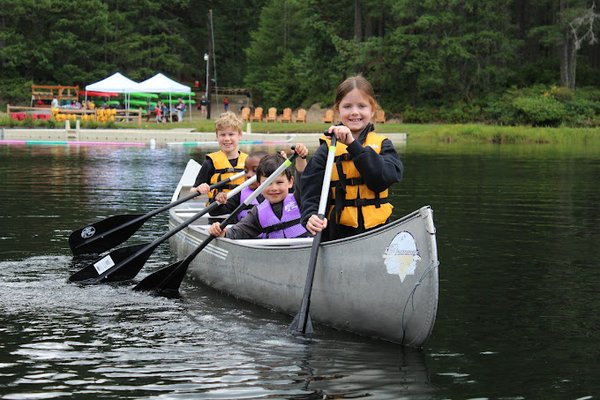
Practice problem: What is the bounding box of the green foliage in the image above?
[512,96,567,126]
[0,0,598,129]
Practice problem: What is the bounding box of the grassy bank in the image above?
[119,120,600,145]
[2,111,600,145]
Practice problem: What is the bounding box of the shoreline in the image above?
[0,127,407,147]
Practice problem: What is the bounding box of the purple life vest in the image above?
[257,194,307,239]
[237,186,260,222]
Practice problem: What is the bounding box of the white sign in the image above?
[94,255,115,275]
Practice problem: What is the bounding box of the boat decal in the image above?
[382,231,421,282]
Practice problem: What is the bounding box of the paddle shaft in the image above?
[70,170,245,255]
[290,135,337,335]
[135,151,299,295]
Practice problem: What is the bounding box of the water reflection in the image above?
[1,142,598,399]
[0,255,434,399]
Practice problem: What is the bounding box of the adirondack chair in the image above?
[241,107,251,121]
[295,108,307,123]
[265,107,277,122]
[375,109,386,124]
[249,107,264,122]
[280,107,292,123]
[322,109,334,123]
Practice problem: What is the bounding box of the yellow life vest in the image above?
[319,132,393,229]
[207,150,248,200]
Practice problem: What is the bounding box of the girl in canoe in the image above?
[301,75,403,241]
[191,111,248,202]
[208,147,310,239]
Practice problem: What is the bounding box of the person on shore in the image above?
[223,96,230,112]
[154,101,163,123]
[191,111,248,202]
[208,151,310,240]
[210,143,309,221]
[200,96,208,116]
[175,98,186,122]
[301,75,403,241]
[51,96,59,109]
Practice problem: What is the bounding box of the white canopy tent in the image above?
[85,72,141,93]
[85,72,141,114]
[137,73,193,121]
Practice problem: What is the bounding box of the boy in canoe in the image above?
[191,111,248,203]
[208,146,310,239]
[210,144,309,222]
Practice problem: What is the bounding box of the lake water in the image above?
[0,140,598,399]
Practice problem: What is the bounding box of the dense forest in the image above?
[1,0,599,125]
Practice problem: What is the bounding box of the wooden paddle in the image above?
[68,171,246,255]
[133,150,300,297]
[68,175,256,284]
[289,135,337,336]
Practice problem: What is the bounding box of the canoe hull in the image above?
[168,204,439,347]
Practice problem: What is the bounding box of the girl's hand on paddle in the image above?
[208,222,226,237]
[197,183,210,195]
[306,214,327,235]
[328,125,354,145]
[214,192,227,205]
[293,143,309,172]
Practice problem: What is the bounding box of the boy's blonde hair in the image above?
[215,111,243,133]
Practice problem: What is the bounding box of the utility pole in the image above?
[206,9,213,120]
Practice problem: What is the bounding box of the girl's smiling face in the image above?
[337,88,375,135]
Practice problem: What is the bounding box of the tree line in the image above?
[1,0,598,125]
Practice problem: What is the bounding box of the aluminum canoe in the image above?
[167,160,440,347]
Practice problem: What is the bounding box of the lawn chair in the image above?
[249,107,264,122]
[322,109,334,123]
[265,107,277,122]
[241,107,251,121]
[280,107,292,123]
[295,108,307,123]
[375,109,386,124]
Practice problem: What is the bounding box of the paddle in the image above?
[68,171,246,255]
[68,175,256,284]
[133,149,300,297]
[289,135,337,336]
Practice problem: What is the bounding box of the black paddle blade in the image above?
[69,214,147,255]
[68,242,152,284]
[133,260,186,298]
[289,312,314,336]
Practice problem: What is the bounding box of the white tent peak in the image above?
[85,72,140,93]
[137,73,191,94]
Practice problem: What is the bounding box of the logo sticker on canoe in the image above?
[382,231,421,282]
[81,226,96,239]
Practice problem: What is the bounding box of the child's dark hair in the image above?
[248,150,268,160]
[256,153,293,181]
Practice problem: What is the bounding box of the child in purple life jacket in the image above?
[208,146,309,240]
[209,150,268,222]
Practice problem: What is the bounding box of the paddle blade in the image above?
[68,242,152,284]
[289,312,314,336]
[133,260,186,298]
[69,214,148,255]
